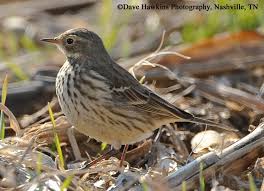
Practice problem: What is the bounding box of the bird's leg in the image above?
[119,144,129,167]
[67,126,86,161]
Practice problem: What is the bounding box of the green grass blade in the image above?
[0,114,5,140]
[101,142,107,151]
[182,181,186,191]
[248,174,257,191]
[199,162,205,191]
[36,152,43,175]
[60,175,73,191]
[0,75,8,140]
[141,182,148,191]
[48,102,64,169]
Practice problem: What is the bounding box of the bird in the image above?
[41,28,233,165]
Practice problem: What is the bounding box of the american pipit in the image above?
[42,28,232,165]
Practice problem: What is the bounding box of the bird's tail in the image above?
[184,115,237,132]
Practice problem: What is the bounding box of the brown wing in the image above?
[107,61,234,131]
[108,61,199,120]
[111,83,194,120]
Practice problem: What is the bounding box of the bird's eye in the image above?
[66,38,74,45]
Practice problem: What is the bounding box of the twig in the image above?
[165,122,264,190]
[196,79,264,111]
[129,31,190,80]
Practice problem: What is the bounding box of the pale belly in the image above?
[75,118,153,149]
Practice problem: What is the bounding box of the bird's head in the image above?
[41,28,106,59]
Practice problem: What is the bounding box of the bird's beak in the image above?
[41,38,60,44]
